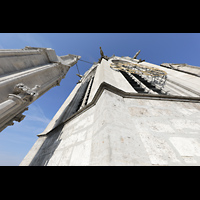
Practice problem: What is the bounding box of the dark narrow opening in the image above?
[57,80,90,124]
[74,80,90,112]
[119,70,147,93]
[75,83,89,112]
[84,77,94,106]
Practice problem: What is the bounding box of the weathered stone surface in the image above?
[20,54,200,166]
[0,47,80,132]
[20,89,200,166]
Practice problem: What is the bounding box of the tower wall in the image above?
[20,56,200,166]
[20,88,200,166]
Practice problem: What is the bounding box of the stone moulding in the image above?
[38,81,200,137]
[0,63,58,88]
[0,47,81,132]
[0,72,69,132]
[0,48,41,57]
[167,78,200,97]
[0,83,40,132]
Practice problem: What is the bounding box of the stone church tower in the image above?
[20,48,200,166]
[0,46,80,132]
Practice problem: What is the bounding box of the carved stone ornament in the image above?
[1,107,29,131]
[13,83,40,102]
[110,60,167,88]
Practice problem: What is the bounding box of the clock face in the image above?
[110,59,167,88]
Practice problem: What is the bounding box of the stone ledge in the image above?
[38,81,200,137]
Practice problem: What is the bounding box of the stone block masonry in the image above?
[20,51,200,166]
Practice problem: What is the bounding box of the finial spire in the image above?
[98,47,109,63]
[133,50,141,59]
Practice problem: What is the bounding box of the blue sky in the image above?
[0,33,200,165]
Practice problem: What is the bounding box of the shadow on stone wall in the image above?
[29,124,64,166]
